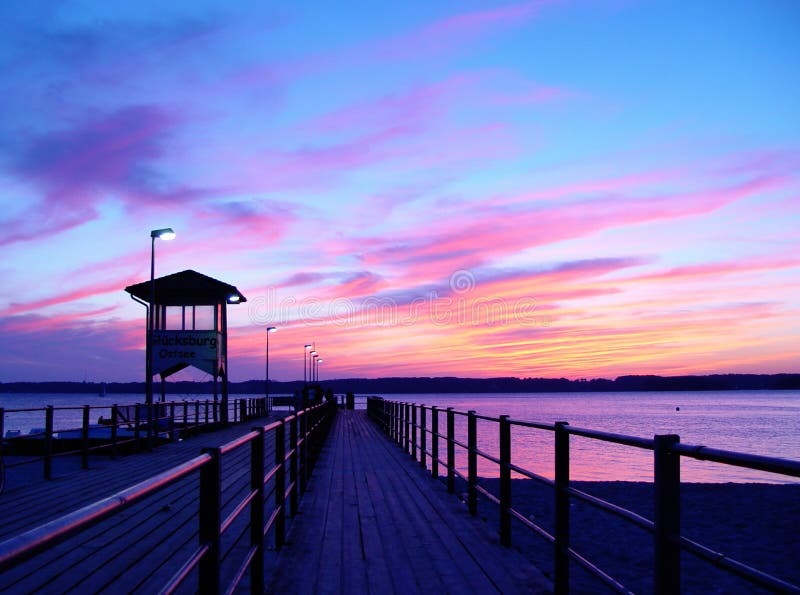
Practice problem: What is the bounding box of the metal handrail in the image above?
[0,397,269,482]
[367,396,800,595]
[0,399,338,594]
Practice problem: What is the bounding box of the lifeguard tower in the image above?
[125,270,247,423]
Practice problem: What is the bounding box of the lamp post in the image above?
[266,327,277,402]
[316,358,323,382]
[147,228,175,408]
[309,350,317,383]
[303,344,312,384]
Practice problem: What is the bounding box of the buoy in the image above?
[675,406,680,411]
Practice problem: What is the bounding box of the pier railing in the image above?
[0,399,337,594]
[0,397,269,481]
[367,397,800,594]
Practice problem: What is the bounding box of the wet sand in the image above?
[475,479,800,594]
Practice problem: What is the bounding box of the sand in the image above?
[472,479,800,594]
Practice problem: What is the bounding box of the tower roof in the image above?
[124,269,247,306]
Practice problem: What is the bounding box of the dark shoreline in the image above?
[2,372,799,394]
[472,479,800,593]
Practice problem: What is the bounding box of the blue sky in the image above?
[0,1,798,382]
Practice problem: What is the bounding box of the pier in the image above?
[0,401,550,594]
[1,397,798,594]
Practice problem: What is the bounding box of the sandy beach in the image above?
[475,478,800,593]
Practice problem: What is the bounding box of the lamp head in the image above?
[304,344,312,350]
[267,326,277,333]
[150,227,176,240]
[227,294,241,303]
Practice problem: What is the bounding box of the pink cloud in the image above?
[3,105,213,246]
[2,278,126,317]
[352,174,786,281]
[373,3,542,61]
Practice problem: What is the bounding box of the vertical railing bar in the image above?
[411,404,418,462]
[467,410,477,516]
[554,421,570,595]
[431,406,439,480]
[275,420,286,546]
[44,405,54,480]
[111,405,118,459]
[420,405,427,469]
[447,407,455,494]
[300,411,308,495]
[249,428,265,593]
[289,415,298,515]
[654,434,681,595]
[499,414,511,547]
[134,404,141,452]
[81,405,90,470]
[199,447,221,594]
[404,403,410,454]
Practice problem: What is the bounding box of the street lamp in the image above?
[309,350,317,383]
[266,327,277,402]
[311,353,318,383]
[316,358,323,382]
[303,344,312,384]
[147,228,175,407]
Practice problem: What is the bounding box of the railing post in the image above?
[183,400,188,433]
[199,447,221,594]
[205,400,210,426]
[404,403,410,454]
[240,399,246,423]
[134,404,141,451]
[0,408,4,468]
[420,405,427,469]
[111,405,118,459]
[446,407,455,494]
[467,410,477,516]
[392,401,397,444]
[411,404,418,462]
[299,410,308,495]
[431,406,439,480]
[195,400,200,429]
[81,405,90,470]
[654,434,681,595]
[169,403,176,442]
[275,420,287,547]
[250,426,265,594]
[554,421,570,595]
[499,415,511,546]
[397,401,403,446]
[44,405,53,480]
[290,414,299,515]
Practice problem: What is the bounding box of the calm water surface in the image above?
[393,391,800,484]
[2,391,798,483]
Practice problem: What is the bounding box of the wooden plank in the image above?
[267,411,551,594]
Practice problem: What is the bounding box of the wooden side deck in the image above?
[267,410,551,594]
[0,416,280,593]
[0,416,277,543]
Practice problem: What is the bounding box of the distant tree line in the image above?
[1,373,799,395]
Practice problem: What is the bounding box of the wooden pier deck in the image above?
[0,409,551,593]
[0,416,278,543]
[267,410,551,594]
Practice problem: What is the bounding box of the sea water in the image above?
[392,391,800,484]
[2,390,798,482]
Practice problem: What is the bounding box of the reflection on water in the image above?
[399,391,800,484]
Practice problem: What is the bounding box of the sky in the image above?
[0,0,798,383]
